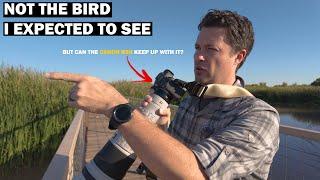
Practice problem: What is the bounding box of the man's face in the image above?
[194,27,240,85]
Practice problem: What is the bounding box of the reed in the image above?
[246,85,320,108]
[0,65,76,166]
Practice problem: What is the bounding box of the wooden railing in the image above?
[280,124,320,141]
[42,110,85,180]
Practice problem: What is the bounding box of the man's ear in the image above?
[234,49,247,67]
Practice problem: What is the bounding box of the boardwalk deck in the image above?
[84,112,145,180]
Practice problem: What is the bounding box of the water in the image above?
[0,130,66,180]
[278,108,320,131]
[269,108,320,180]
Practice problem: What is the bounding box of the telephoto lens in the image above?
[77,69,187,180]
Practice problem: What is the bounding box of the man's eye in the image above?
[195,46,200,50]
[208,48,218,51]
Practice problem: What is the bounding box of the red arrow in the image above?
[127,56,153,82]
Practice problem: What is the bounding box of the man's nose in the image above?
[194,51,205,61]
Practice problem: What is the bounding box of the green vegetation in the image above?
[246,84,320,108]
[311,78,320,86]
[0,65,75,171]
[111,80,151,99]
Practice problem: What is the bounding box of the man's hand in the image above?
[141,95,171,126]
[45,72,128,116]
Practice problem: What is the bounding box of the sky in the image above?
[1,0,320,86]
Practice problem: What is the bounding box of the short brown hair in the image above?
[198,9,255,70]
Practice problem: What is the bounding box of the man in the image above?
[46,10,279,179]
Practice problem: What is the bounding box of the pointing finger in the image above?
[45,72,86,82]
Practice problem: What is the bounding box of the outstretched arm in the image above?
[45,72,207,179]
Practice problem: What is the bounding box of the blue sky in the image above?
[1,0,320,86]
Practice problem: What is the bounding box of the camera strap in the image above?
[187,82,254,98]
[203,84,254,98]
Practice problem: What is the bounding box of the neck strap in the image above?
[185,81,254,98]
[204,84,253,98]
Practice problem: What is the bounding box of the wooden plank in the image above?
[43,110,85,180]
[84,112,145,179]
[280,124,320,141]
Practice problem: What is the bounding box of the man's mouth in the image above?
[195,66,207,73]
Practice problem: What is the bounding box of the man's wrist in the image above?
[108,103,134,130]
[118,109,138,129]
[104,98,129,117]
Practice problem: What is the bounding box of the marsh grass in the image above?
[246,85,320,108]
[111,80,152,98]
[0,65,75,168]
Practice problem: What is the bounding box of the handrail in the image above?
[42,110,85,180]
[280,124,320,141]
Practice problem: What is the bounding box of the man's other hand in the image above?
[45,72,128,116]
[141,95,171,126]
